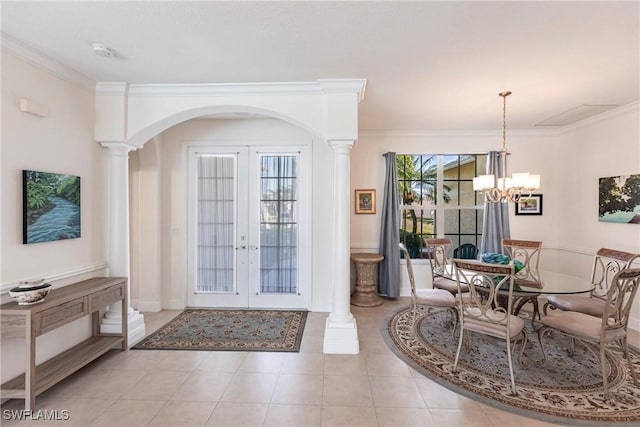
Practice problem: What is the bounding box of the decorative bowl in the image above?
[9,281,52,305]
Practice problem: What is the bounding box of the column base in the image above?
[100,308,146,347]
[323,316,359,354]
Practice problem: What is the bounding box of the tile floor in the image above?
[2,298,638,426]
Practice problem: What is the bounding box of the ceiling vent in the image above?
[534,104,620,127]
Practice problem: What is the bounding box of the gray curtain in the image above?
[378,152,400,298]
[480,151,510,254]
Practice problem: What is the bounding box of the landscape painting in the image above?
[23,170,81,244]
[598,174,640,224]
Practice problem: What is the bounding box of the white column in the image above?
[323,140,359,354]
[100,142,146,346]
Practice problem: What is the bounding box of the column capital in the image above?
[328,140,355,152]
[100,141,138,153]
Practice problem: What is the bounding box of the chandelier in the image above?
[473,91,540,203]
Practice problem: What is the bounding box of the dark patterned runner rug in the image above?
[133,309,307,352]
[382,306,640,426]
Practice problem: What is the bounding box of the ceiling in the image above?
[1,1,638,132]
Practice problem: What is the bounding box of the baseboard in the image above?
[136,301,162,312]
[166,299,185,310]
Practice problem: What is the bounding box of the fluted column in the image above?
[323,140,359,354]
[100,142,146,346]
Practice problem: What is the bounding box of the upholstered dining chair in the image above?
[453,243,479,260]
[544,248,640,317]
[452,259,528,396]
[538,268,640,399]
[399,243,457,328]
[502,239,543,287]
[425,238,469,295]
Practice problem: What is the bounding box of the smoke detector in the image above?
[92,43,114,57]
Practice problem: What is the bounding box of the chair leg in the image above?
[536,327,552,367]
[505,335,517,395]
[453,325,464,373]
[600,342,609,399]
[622,336,639,386]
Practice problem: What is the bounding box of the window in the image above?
[397,154,486,259]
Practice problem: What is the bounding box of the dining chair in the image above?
[453,243,479,260]
[502,239,543,287]
[538,268,640,399]
[543,248,640,317]
[399,243,457,328]
[424,238,469,295]
[452,259,528,395]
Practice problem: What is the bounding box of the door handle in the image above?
[249,245,259,250]
[235,245,247,250]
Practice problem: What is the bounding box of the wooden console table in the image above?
[0,277,127,410]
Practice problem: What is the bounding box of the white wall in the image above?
[130,117,336,312]
[1,53,107,382]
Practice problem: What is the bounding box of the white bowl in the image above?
[9,282,52,305]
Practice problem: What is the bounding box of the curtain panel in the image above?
[378,152,400,297]
[480,151,510,254]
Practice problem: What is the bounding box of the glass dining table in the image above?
[443,264,595,326]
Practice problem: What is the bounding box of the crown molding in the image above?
[555,101,639,134]
[358,128,558,138]
[126,79,367,99]
[1,32,95,92]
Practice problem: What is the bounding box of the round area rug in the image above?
[382,306,640,426]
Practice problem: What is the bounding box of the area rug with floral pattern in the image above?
[133,309,307,352]
[382,306,640,426]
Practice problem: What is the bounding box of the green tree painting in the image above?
[599,174,640,224]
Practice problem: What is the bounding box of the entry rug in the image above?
[382,306,640,426]
[134,309,307,352]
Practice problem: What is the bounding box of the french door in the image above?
[187,145,309,309]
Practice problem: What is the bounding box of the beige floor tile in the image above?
[220,372,278,403]
[171,372,234,402]
[375,406,435,427]
[320,405,378,426]
[29,397,114,426]
[483,408,565,426]
[121,370,190,400]
[280,352,325,375]
[155,350,209,371]
[50,368,147,400]
[111,349,173,371]
[322,375,373,407]
[148,400,216,426]
[264,404,322,426]
[370,376,426,408]
[299,333,325,353]
[415,378,484,410]
[195,351,247,373]
[237,351,286,373]
[364,353,413,377]
[323,354,368,376]
[89,399,165,426]
[428,408,495,426]
[272,374,323,405]
[358,333,396,355]
[206,402,268,426]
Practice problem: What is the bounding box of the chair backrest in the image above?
[453,259,515,328]
[424,238,453,279]
[601,268,640,333]
[502,239,542,286]
[454,243,479,260]
[591,248,640,299]
[399,243,417,298]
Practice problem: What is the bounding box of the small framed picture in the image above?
[355,189,376,214]
[515,194,543,215]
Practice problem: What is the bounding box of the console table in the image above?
[0,277,127,410]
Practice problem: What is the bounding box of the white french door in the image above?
[187,145,309,309]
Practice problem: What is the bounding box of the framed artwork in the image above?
[355,189,376,214]
[23,170,81,244]
[515,194,543,216]
[598,174,640,224]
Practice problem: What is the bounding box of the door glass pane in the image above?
[260,155,297,294]
[197,155,236,293]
